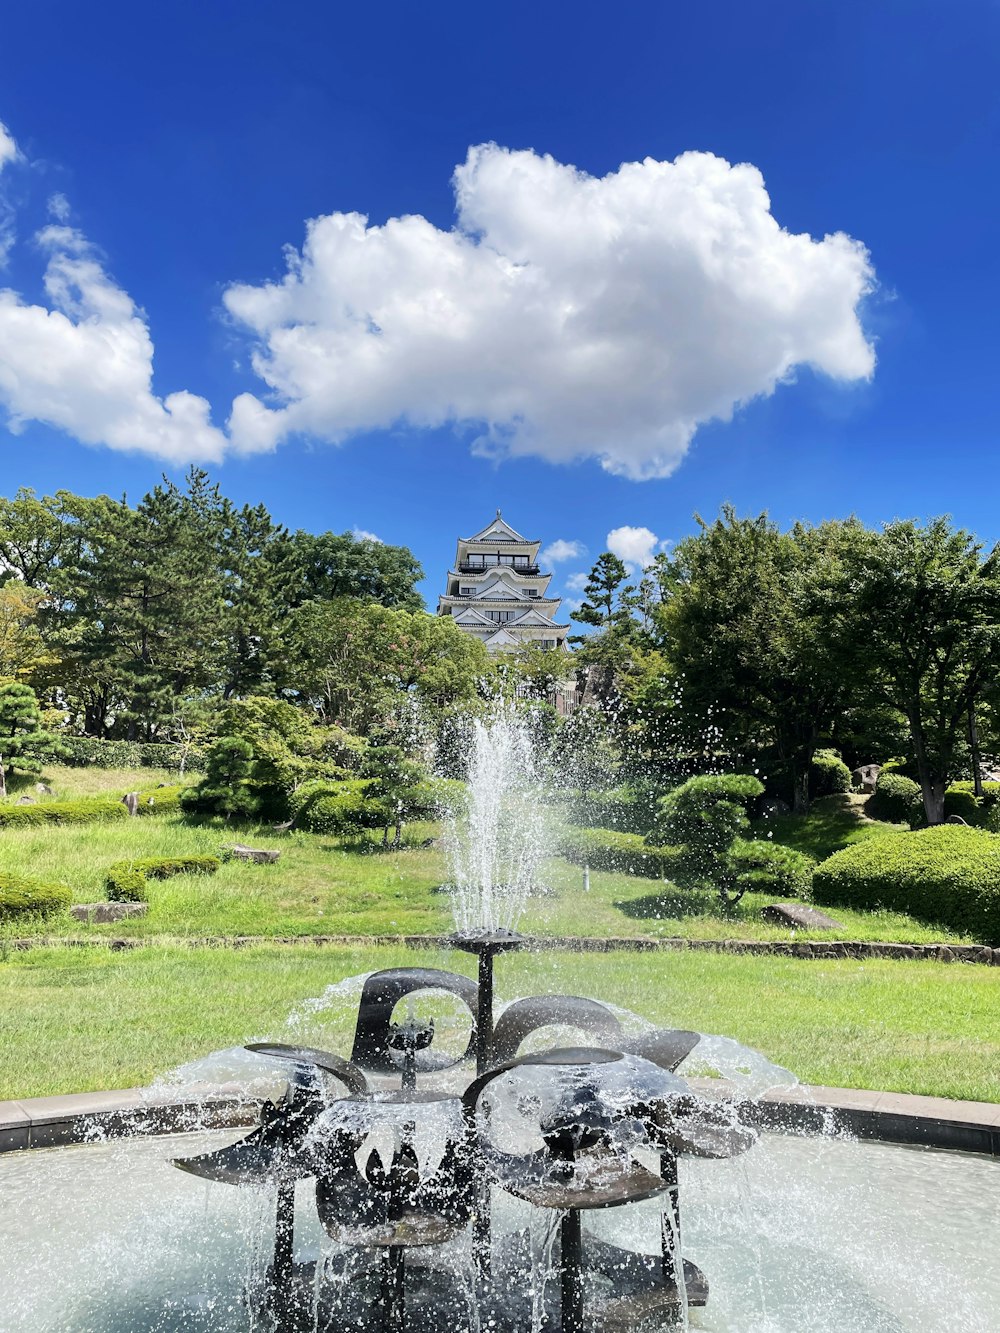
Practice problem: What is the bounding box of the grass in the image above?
[756,793,904,863]
[4,763,178,801]
[0,813,970,944]
[1,941,998,1103]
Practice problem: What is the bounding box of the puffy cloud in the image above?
[565,571,590,592]
[224,143,875,478]
[0,122,21,266]
[0,225,227,462]
[606,525,665,571]
[541,538,586,564]
[351,527,382,543]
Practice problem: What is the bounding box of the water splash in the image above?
[442,702,552,934]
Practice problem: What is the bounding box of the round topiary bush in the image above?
[810,750,853,798]
[813,825,1000,943]
[290,778,377,835]
[730,838,816,898]
[944,781,1000,828]
[0,873,72,920]
[866,772,923,826]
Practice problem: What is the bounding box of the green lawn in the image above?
[755,793,904,862]
[2,942,998,1103]
[0,812,969,944]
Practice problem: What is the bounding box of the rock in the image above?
[852,763,882,794]
[761,902,844,931]
[35,782,52,794]
[71,902,149,924]
[228,844,281,864]
[122,792,140,817]
[271,819,295,833]
[759,797,791,818]
[15,796,34,805]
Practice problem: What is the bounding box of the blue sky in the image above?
[0,0,997,607]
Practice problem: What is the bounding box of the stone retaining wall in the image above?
[6,933,999,963]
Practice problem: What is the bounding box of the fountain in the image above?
[1,703,998,1330]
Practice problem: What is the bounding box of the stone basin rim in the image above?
[2,1080,998,1156]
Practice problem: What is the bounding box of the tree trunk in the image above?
[791,764,810,816]
[0,755,6,800]
[969,703,983,798]
[911,723,945,824]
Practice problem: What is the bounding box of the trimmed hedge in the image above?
[558,826,686,880]
[866,772,923,826]
[0,872,72,920]
[291,779,378,835]
[57,737,206,771]
[0,785,185,830]
[106,855,221,903]
[813,825,1000,944]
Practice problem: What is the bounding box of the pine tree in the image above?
[0,681,64,798]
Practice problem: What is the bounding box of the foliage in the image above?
[754,797,902,862]
[729,838,815,898]
[813,826,1000,943]
[646,773,766,907]
[943,781,1000,829]
[106,855,221,903]
[290,778,378,835]
[0,783,183,828]
[58,737,206,771]
[844,518,1000,824]
[0,872,72,920]
[866,772,923,827]
[567,780,672,834]
[548,705,617,793]
[182,736,260,820]
[810,749,853,797]
[558,826,686,880]
[360,728,427,847]
[656,510,868,814]
[0,680,66,794]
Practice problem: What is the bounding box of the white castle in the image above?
[437,511,570,652]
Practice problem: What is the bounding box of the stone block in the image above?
[760,902,844,930]
[71,902,148,924]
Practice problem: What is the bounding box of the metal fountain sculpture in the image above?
[174,926,757,1331]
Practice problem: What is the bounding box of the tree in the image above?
[284,530,424,611]
[846,518,1000,824]
[361,727,426,847]
[646,773,764,909]
[569,553,632,639]
[656,509,866,813]
[183,736,259,820]
[0,681,65,798]
[0,584,57,683]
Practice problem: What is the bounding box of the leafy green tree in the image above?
[0,681,65,797]
[284,530,424,611]
[569,553,632,640]
[182,736,259,820]
[846,518,1000,824]
[657,509,866,813]
[361,727,426,847]
[646,773,764,908]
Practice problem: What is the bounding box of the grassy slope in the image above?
[0,815,968,943]
[1,942,997,1102]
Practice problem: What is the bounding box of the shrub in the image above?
[568,780,669,835]
[57,737,206,771]
[106,855,221,903]
[866,772,923,826]
[291,779,377,835]
[646,773,765,907]
[0,797,129,829]
[132,785,184,814]
[181,737,260,820]
[813,825,1000,943]
[729,838,815,898]
[810,750,853,798]
[558,826,686,880]
[944,781,1000,828]
[0,872,72,920]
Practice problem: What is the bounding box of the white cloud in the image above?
[565,571,590,592]
[351,527,382,543]
[224,143,875,478]
[47,193,71,222]
[606,525,665,571]
[541,538,585,564]
[0,123,18,173]
[0,224,227,462]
